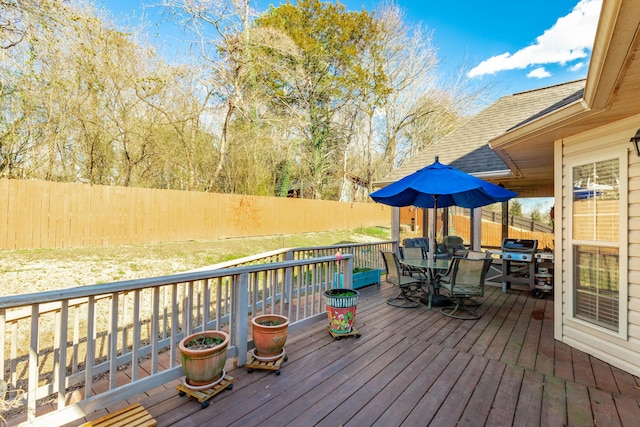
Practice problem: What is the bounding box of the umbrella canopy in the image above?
[370,157,517,258]
[370,157,517,209]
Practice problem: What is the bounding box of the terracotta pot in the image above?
[324,288,359,334]
[179,330,229,386]
[251,314,289,357]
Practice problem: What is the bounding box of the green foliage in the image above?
[510,200,523,217]
[255,0,388,199]
[185,334,224,349]
[530,208,542,223]
[276,159,292,197]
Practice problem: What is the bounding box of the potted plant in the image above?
[179,330,229,388]
[324,288,359,334]
[251,314,289,360]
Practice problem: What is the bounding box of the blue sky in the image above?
[338,0,601,99]
[103,0,602,100]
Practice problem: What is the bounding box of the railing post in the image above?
[343,256,354,289]
[284,249,294,303]
[28,305,39,421]
[233,273,249,367]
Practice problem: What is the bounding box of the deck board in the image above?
[9,281,640,427]
[535,298,556,376]
[613,395,640,425]
[572,347,597,388]
[485,364,523,426]
[565,381,593,426]
[500,293,535,366]
[590,386,622,427]
[371,347,458,427]
[540,374,567,426]
[343,342,443,427]
[429,354,488,427]
[402,351,474,426]
[294,343,414,426]
[512,369,544,426]
[517,299,545,370]
[483,290,526,360]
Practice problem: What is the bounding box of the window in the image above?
[571,158,620,331]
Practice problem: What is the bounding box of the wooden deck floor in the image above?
[15,281,640,426]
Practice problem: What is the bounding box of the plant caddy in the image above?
[176,331,234,409]
[246,314,290,375]
[324,287,361,340]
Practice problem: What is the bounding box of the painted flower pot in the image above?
[251,314,290,358]
[179,330,229,387]
[324,288,359,334]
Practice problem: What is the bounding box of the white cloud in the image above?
[527,67,551,79]
[467,0,602,78]
[569,62,585,72]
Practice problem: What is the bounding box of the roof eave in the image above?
[489,99,596,150]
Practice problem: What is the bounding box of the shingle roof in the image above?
[507,87,585,131]
[377,79,586,185]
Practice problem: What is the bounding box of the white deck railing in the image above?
[0,240,396,426]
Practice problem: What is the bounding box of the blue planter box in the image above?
[335,268,381,290]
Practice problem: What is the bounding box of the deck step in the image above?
[81,403,156,427]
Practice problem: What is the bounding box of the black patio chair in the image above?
[380,250,424,308]
[399,247,428,280]
[437,255,493,319]
[443,235,467,258]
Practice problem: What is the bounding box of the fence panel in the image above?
[0,179,392,250]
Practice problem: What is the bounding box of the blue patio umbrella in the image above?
[370,157,517,257]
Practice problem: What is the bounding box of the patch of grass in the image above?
[0,229,391,295]
[219,253,248,262]
[356,226,391,238]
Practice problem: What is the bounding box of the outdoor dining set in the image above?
[380,242,494,320]
[369,157,516,320]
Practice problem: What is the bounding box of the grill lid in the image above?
[501,239,538,253]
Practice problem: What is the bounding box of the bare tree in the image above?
[0,0,59,50]
[160,0,252,191]
[374,4,441,169]
[0,0,74,178]
[161,0,305,195]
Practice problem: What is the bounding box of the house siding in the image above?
[559,115,639,376]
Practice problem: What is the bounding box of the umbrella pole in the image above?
[429,197,438,260]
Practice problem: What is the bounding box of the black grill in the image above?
[502,239,538,262]
[501,239,538,291]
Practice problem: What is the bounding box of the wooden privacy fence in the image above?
[400,206,554,234]
[0,179,391,250]
[400,211,554,250]
[450,216,555,250]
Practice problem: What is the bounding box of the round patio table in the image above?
[399,258,451,309]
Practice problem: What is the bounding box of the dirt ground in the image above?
[0,229,388,297]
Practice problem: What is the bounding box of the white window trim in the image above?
[565,147,628,340]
